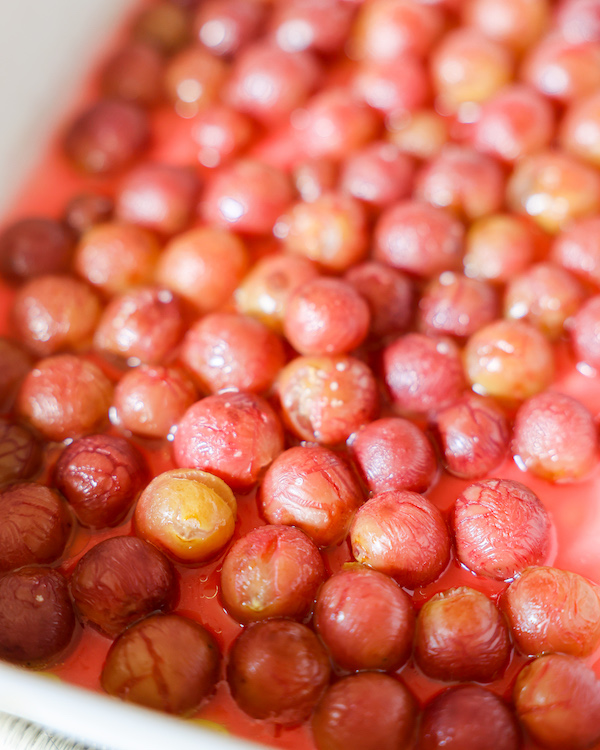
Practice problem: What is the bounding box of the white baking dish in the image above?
[0,3,261,748]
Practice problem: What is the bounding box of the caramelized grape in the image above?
[512,391,598,482]
[18,355,113,442]
[181,313,285,394]
[349,417,437,494]
[464,319,555,401]
[0,218,74,282]
[383,333,466,415]
[277,356,379,445]
[432,394,509,479]
[419,685,521,750]
[0,419,40,486]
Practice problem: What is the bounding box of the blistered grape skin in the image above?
[349,417,437,495]
[512,391,598,482]
[260,446,363,548]
[432,394,510,480]
[0,419,41,486]
[70,536,178,637]
[311,673,416,750]
[513,655,600,750]
[17,355,113,442]
[453,478,551,581]
[54,434,147,529]
[277,356,379,446]
[227,620,331,726]
[503,566,600,657]
[0,483,71,573]
[419,685,521,750]
[414,587,511,683]
[0,567,76,667]
[350,490,450,588]
[173,392,284,491]
[102,613,220,716]
[314,566,415,672]
[383,333,466,416]
[220,524,325,624]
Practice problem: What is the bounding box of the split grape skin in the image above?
[513,654,600,750]
[259,445,363,548]
[220,524,325,624]
[350,490,451,588]
[102,613,220,716]
[503,566,600,657]
[173,391,284,491]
